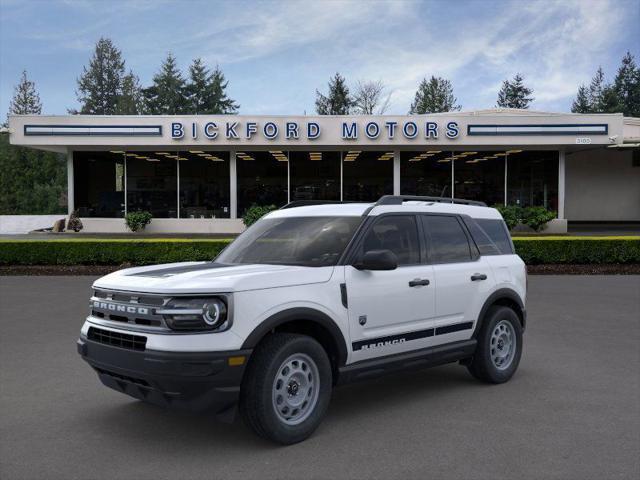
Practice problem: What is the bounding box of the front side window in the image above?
[217,216,362,267]
[423,215,472,263]
[359,215,420,266]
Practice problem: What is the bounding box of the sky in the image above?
[0,0,638,117]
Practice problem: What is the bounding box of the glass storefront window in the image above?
[73,151,125,217]
[454,151,505,206]
[400,150,452,197]
[289,151,340,201]
[237,150,288,215]
[343,150,393,201]
[126,152,177,218]
[507,150,558,210]
[179,151,230,218]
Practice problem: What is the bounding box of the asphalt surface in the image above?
[1,275,638,480]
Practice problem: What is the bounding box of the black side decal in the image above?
[436,322,474,335]
[353,322,473,351]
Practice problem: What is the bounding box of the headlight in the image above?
[159,297,229,331]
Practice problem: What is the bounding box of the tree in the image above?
[116,71,144,115]
[143,53,188,114]
[496,74,534,109]
[571,85,591,113]
[587,67,608,112]
[613,51,640,117]
[315,73,353,115]
[353,80,391,114]
[185,59,239,114]
[8,70,42,117]
[75,37,126,114]
[409,76,460,114]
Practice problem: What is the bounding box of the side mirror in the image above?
[354,249,398,271]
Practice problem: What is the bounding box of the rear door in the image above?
[422,215,494,343]
[345,214,436,362]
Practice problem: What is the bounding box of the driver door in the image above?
[345,214,436,362]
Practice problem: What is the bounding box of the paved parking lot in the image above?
[1,275,638,480]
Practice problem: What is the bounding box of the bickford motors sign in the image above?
[171,119,461,141]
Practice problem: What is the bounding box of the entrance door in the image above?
[345,215,436,362]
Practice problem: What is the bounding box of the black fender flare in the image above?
[473,288,526,338]
[241,307,349,366]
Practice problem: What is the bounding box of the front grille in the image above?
[88,326,147,351]
[90,289,169,331]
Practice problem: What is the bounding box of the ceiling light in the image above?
[135,156,148,159]
[427,150,442,154]
[437,159,451,163]
[146,158,160,162]
[506,150,523,154]
[155,152,170,155]
[110,150,125,154]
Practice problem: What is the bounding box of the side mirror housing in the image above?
[353,249,398,271]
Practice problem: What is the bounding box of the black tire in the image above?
[239,333,332,445]
[467,306,523,384]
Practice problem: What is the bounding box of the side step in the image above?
[337,340,477,385]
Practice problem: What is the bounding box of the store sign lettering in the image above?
[170,120,459,141]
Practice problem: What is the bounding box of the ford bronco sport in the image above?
[78,195,526,444]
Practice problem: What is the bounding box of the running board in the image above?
[337,340,477,385]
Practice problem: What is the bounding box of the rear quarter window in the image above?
[473,218,514,255]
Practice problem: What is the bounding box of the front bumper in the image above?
[77,336,251,415]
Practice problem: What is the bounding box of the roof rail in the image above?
[280,200,359,210]
[374,195,487,207]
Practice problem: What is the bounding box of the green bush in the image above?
[0,237,638,266]
[521,207,557,232]
[125,211,153,232]
[0,239,231,266]
[242,204,276,227]
[512,237,640,265]
[494,204,556,231]
[494,204,520,230]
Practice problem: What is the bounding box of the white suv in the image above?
[78,195,526,444]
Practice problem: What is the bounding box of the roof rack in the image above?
[280,200,359,210]
[374,195,487,207]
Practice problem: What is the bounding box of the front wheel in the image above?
[239,333,332,444]
[467,306,523,383]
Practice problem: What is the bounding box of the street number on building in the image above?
[576,137,592,144]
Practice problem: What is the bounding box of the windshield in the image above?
[217,216,363,267]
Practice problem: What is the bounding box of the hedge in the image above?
[0,237,638,266]
[0,239,231,266]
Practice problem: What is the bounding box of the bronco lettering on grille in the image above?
[93,301,149,315]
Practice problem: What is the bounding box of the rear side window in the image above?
[422,215,472,263]
[360,215,420,265]
[463,218,501,256]
[476,219,513,254]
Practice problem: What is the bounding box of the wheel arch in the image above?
[473,288,526,338]
[241,307,349,376]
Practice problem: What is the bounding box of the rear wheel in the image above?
[239,333,332,444]
[467,306,522,383]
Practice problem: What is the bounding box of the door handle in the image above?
[471,273,487,281]
[409,278,430,287]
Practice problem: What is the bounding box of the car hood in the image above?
[92,261,335,294]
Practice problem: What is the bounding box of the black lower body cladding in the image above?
[77,336,251,416]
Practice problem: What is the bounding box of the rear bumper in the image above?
[77,336,251,415]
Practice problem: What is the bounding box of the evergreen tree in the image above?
[409,76,460,114]
[185,59,239,114]
[587,66,607,112]
[207,65,239,114]
[75,37,126,114]
[315,73,353,115]
[143,53,188,114]
[496,74,534,109]
[613,51,640,117]
[116,71,144,115]
[1,73,65,214]
[8,70,42,116]
[571,85,591,113]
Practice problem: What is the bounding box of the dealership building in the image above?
[8,109,640,233]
